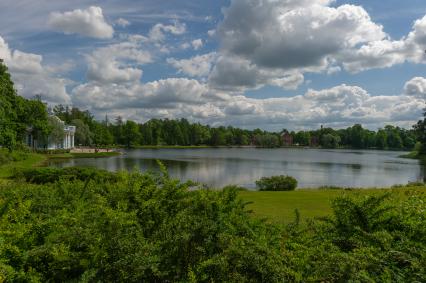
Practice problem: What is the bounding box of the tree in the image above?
[123,120,140,148]
[47,116,65,145]
[414,109,426,153]
[71,119,93,146]
[321,134,341,148]
[376,129,387,149]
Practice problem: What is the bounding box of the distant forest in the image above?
[52,105,419,150]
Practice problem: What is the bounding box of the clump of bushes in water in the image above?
[0,168,425,282]
[256,175,298,191]
[12,167,119,184]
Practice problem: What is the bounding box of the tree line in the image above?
[53,104,421,151]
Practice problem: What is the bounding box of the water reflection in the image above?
[49,148,424,189]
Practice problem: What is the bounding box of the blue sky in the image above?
[0,0,425,130]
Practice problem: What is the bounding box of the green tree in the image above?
[71,119,93,146]
[123,120,140,148]
[321,133,341,148]
[47,116,65,145]
[414,109,426,153]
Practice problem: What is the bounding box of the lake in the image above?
[49,148,425,189]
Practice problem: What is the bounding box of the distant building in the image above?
[25,116,76,150]
[281,132,293,146]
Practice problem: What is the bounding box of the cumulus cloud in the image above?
[0,36,71,104]
[86,42,152,84]
[115,18,130,28]
[191,39,203,50]
[71,61,424,130]
[404,77,426,99]
[217,0,385,71]
[209,55,304,91]
[48,6,114,39]
[340,15,426,73]
[167,52,217,77]
[208,0,426,90]
[148,21,186,42]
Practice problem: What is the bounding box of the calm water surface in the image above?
[49,148,425,188]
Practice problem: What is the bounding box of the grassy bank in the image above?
[0,150,120,179]
[239,185,426,224]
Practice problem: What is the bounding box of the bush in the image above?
[0,170,285,282]
[0,149,29,166]
[12,167,119,184]
[255,175,298,191]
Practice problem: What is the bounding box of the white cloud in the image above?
[86,42,152,84]
[0,35,71,104]
[48,6,114,39]
[209,55,304,91]
[115,18,130,28]
[71,65,424,131]
[404,77,426,99]
[148,21,186,42]
[191,39,203,50]
[209,0,426,90]
[167,52,217,77]
[217,0,385,70]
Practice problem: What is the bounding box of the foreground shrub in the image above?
[0,171,285,282]
[0,169,424,282]
[12,166,119,184]
[0,149,29,166]
[256,175,298,191]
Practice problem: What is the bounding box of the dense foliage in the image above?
[13,167,119,184]
[0,169,424,282]
[414,109,426,154]
[256,175,298,191]
[0,62,50,151]
[0,149,29,166]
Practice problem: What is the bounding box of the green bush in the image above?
[12,167,119,184]
[0,171,284,282]
[255,175,298,191]
[0,169,425,282]
[0,149,29,166]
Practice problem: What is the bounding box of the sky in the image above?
[0,0,426,131]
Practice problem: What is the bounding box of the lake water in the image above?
[49,148,425,189]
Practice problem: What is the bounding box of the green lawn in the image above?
[239,186,425,224]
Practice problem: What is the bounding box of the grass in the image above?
[239,185,426,224]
